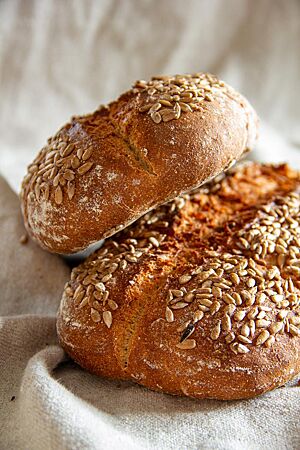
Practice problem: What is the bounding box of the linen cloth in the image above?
[1,1,300,449]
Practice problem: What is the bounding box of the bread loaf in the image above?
[57,162,300,400]
[21,72,258,254]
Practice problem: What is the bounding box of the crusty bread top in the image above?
[21,72,258,254]
[57,163,300,399]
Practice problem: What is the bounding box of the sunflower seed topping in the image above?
[134,72,227,124]
[78,161,93,175]
[180,323,195,342]
[176,339,196,350]
[179,274,192,284]
[165,306,174,323]
[91,308,101,323]
[21,125,97,205]
[237,343,250,354]
[103,311,112,328]
[54,186,63,205]
[211,321,221,340]
[256,330,270,345]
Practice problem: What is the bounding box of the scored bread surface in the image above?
[21,73,258,253]
[57,163,300,400]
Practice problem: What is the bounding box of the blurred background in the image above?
[0,0,299,192]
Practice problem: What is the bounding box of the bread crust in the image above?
[57,163,300,400]
[21,73,258,253]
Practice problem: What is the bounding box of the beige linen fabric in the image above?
[0,176,70,315]
[1,1,300,449]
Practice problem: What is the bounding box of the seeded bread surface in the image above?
[21,72,258,253]
[57,163,300,400]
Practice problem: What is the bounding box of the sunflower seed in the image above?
[103,311,112,328]
[230,273,240,285]
[91,308,101,322]
[197,298,212,307]
[71,156,80,169]
[193,310,204,322]
[79,297,89,308]
[101,274,112,283]
[171,302,189,309]
[149,236,160,247]
[256,330,270,345]
[119,259,127,270]
[139,104,152,112]
[54,186,63,205]
[184,293,195,303]
[150,112,162,124]
[62,144,74,157]
[176,339,196,350]
[180,323,195,342]
[179,274,192,284]
[210,300,221,315]
[234,310,247,321]
[67,181,75,200]
[256,319,271,328]
[165,306,174,322]
[108,299,118,310]
[265,335,275,348]
[95,282,106,292]
[211,321,221,340]
[238,335,252,344]
[222,314,232,332]
[82,147,93,161]
[237,343,250,354]
[78,162,93,175]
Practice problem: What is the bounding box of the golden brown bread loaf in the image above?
[21,72,258,253]
[57,162,300,400]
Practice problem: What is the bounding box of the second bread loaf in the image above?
[57,162,300,400]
